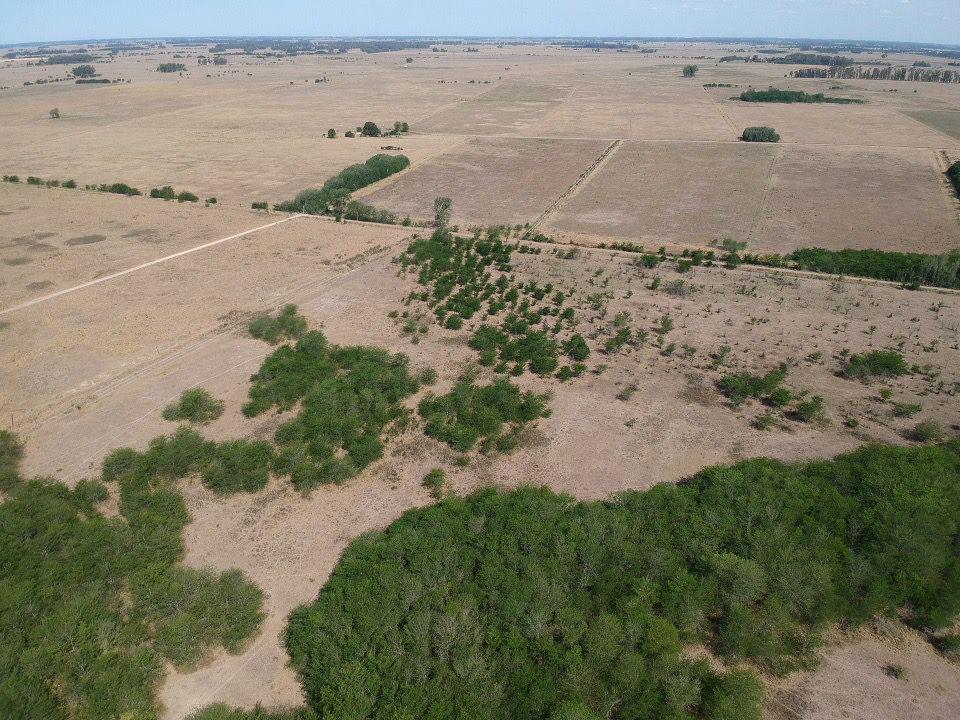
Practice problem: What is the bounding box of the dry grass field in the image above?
[1,38,959,720]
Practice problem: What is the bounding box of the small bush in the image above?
[911,420,943,443]
[162,388,225,425]
[682,64,698,77]
[251,201,269,210]
[718,366,788,406]
[327,128,336,138]
[177,191,199,203]
[361,121,381,136]
[248,304,308,344]
[842,350,909,381]
[562,334,590,361]
[201,440,274,494]
[422,468,446,499]
[792,395,825,423]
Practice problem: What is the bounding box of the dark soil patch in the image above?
[27,280,54,291]
[66,234,107,246]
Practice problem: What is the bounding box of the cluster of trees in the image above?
[948,160,960,198]
[157,62,186,73]
[792,65,960,83]
[741,126,780,142]
[275,154,409,219]
[418,374,549,453]
[740,246,960,290]
[70,63,96,77]
[682,64,698,77]
[284,441,960,720]
[38,52,95,64]
[396,221,591,380]
[6,173,78,188]
[0,429,264,719]
[242,317,424,492]
[738,87,862,104]
[150,185,199,202]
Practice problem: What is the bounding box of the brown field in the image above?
[2,39,960,720]
[906,110,960,142]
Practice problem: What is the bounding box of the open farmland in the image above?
[1,35,960,720]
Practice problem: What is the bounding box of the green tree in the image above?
[71,64,96,78]
[683,64,699,77]
[327,128,336,138]
[360,121,381,137]
[433,196,453,228]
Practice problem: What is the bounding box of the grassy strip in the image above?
[738,87,863,104]
[0,433,264,719]
[283,441,960,720]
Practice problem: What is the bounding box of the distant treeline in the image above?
[792,66,960,83]
[770,53,854,66]
[210,39,439,55]
[738,87,863,104]
[743,247,960,290]
[38,53,96,65]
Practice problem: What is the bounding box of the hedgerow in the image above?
[284,441,960,720]
[949,160,960,198]
[0,432,264,719]
[738,87,862,104]
[741,126,780,142]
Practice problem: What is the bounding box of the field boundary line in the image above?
[700,85,738,136]
[0,215,304,317]
[745,145,784,245]
[931,149,960,231]
[530,139,624,231]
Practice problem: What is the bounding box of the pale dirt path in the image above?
[0,215,304,316]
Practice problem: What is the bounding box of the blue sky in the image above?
[2,0,957,46]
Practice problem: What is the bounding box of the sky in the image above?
[1,0,958,47]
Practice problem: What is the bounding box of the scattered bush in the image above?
[162,387,225,425]
[177,191,199,203]
[248,304,308,344]
[741,126,780,142]
[418,376,549,453]
[792,395,825,423]
[841,350,909,381]
[251,201,269,210]
[911,420,943,443]
[285,441,960,720]
[151,185,177,200]
[96,182,141,196]
[326,128,336,138]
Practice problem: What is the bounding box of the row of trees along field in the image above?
[792,65,960,82]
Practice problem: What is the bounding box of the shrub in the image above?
[201,440,274,493]
[2,174,20,183]
[718,366,788,406]
[741,126,780,142]
[422,468,446,499]
[682,64,698,77]
[162,388,225,425]
[345,130,355,138]
[418,376,549,453]
[98,182,141,196]
[360,121,381,136]
[62,179,77,188]
[841,350,909,381]
[285,441,960,720]
[251,201,269,210]
[562,334,590,361]
[792,395,825,423]
[49,107,61,118]
[151,185,177,200]
[911,420,943,443]
[157,62,187,73]
[248,304,308,344]
[177,191,199,203]
[327,128,336,138]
